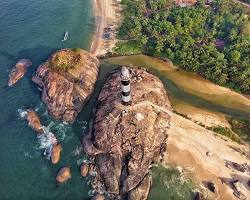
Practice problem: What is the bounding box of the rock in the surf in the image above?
[83,67,172,199]
[8,59,32,86]
[56,167,71,183]
[51,143,62,164]
[80,163,89,177]
[91,194,105,200]
[32,48,99,123]
[26,109,43,134]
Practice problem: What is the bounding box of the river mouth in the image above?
[103,55,250,121]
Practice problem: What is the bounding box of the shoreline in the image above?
[90,0,122,56]
[165,113,250,200]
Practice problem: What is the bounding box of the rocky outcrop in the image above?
[8,59,32,86]
[26,109,43,134]
[32,49,99,123]
[56,167,71,183]
[83,67,172,199]
[51,144,62,164]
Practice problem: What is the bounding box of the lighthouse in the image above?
[121,66,131,105]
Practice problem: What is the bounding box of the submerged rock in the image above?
[32,48,99,123]
[56,167,71,183]
[51,143,62,164]
[83,67,172,199]
[8,59,32,86]
[26,109,43,134]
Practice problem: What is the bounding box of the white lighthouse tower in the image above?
[121,66,131,105]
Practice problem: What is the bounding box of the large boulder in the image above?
[56,167,71,183]
[8,59,32,86]
[26,109,43,134]
[83,67,172,199]
[51,144,62,164]
[32,49,99,123]
[80,163,89,177]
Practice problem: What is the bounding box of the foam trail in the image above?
[18,109,28,119]
[36,126,58,159]
[37,126,57,149]
[72,145,83,156]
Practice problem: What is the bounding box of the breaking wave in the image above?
[36,126,57,150]
[18,108,28,119]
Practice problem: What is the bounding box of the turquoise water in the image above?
[0,0,94,199]
[149,166,195,200]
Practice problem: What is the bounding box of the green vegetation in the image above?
[116,0,250,93]
[229,117,250,141]
[208,118,250,143]
[49,50,82,71]
[209,126,242,143]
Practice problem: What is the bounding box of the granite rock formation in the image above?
[32,49,99,123]
[51,144,62,164]
[26,109,43,134]
[83,67,172,199]
[8,59,32,86]
[56,167,71,183]
[80,163,89,177]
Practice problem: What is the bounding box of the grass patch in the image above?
[208,126,242,143]
[49,49,83,71]
[228,118,250,142]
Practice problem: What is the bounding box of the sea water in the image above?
[0,0,94,199]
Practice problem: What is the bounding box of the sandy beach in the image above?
[165,114,250,200]
[90,0,122,56]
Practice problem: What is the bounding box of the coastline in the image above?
[165,113,250,200]
[90,0,122,56]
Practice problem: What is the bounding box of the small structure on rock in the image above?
[121,66,131,105]
[83,66,172,199]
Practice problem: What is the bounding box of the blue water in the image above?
[0,0,94,199]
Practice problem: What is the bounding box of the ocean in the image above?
[0,0,94,199]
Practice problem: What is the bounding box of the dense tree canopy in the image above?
[116,0,250,93]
